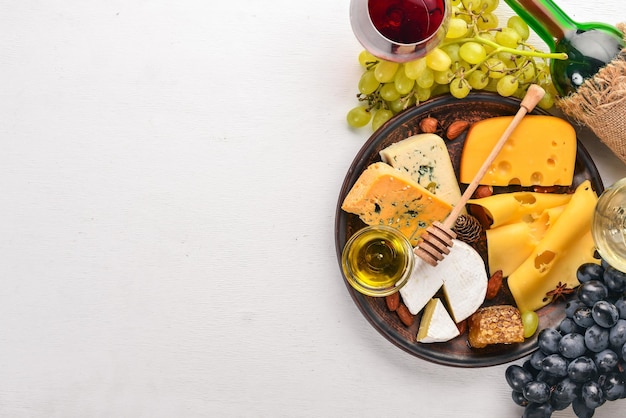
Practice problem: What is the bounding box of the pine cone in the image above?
[453,214,483,243]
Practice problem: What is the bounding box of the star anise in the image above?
[545,281,576,303]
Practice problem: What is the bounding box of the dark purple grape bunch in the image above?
[505,259,626,417]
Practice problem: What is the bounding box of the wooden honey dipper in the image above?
[414,84,546,266]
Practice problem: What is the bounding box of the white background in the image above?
[1,1,625,417]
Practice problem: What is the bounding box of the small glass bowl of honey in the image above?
[341,225,414,297]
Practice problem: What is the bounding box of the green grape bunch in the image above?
[346,0,567,131]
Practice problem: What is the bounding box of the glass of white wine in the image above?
[350,0,450,63]
[592,178,626,272]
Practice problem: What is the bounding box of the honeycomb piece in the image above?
[468,305,525,348]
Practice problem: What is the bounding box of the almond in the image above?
[473,185,493,199]
[385,292,400,311]
[486,270,504,300]
[446,120,470,140]
[469,205,493,229]
[419,117,438,133]
[396,304,415,327]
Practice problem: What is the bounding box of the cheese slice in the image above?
[399,255,444,315]
[487,205,565,276]
[417,298,460,343]
[440,240,489,322]
[508,181,599,312]
[459,115,577,186]
[400,239,487,322]
[341,162,452,245]
[379,134,463,211]
[468,192,572,228]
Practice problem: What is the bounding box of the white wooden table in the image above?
[1,1,625,417]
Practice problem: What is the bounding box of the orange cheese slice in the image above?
[341,162,452,246]
[460,115,576,187]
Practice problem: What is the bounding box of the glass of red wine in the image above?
[350,0,450,62]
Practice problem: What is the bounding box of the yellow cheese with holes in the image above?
[460,115,577,186]
[487,205,565,277]
[507,181,599,312]
[468,192,572,228]
[341,162,452,245]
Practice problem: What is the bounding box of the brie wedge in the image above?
[440,240,488,323]
[400,239,487,322]
[399,256,444,315]
[417,298,460,343]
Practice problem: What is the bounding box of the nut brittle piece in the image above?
[468,305,525,348]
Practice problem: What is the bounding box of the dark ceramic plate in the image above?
[335,92,604,367]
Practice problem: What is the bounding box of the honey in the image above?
[342,225,414,297]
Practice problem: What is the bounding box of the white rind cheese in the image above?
[399,256,444,315]
[417,298,461,343]
[441,240,488,323]
[400,239,488,323]
[380,134,463,211]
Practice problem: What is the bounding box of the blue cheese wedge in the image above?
[379,134,463,212]
[340,162,452,246]
[417,298,460,343]
[399,239,487,322]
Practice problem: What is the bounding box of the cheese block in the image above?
[468,192,572,228]
[417,298,460,343]
[400,239,487,322]
[379,134,463,211]
[341,162,452,245]
[508,181,599,312]
[459,115,576,187]
[487,205,565,276]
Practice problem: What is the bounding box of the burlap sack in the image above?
[556,23,626,165]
